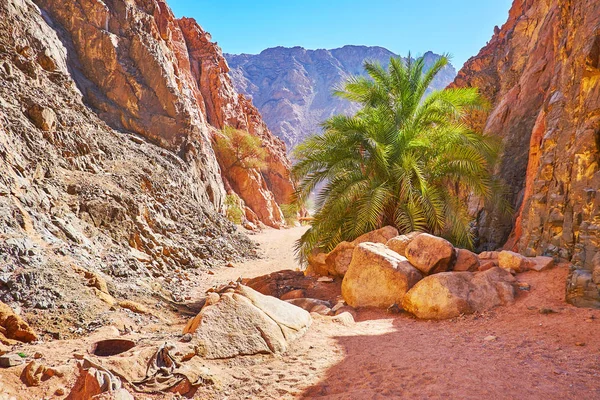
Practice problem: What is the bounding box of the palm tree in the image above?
[292,54,508,262]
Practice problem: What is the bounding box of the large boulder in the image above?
[405,233,456,275]
[185,285,311,359]
[307,226,401,278]
[324,241,355,277]
[386,232,421,257]
[342,243,422,308]
[351,226,399,245]
[453,249,480,272]
[402,267,516,320]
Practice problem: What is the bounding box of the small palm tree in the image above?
[293,54,508,262]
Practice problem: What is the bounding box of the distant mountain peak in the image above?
[226,46,456,150]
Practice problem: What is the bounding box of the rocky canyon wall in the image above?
[33,0,293,228]
[0,0,291,334]
[452,0,600,306]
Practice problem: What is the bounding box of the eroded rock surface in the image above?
[451,0,600,277]
[0,0,291,335]
[186,285,311,359]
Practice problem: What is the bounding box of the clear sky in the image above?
[167,0,512,69]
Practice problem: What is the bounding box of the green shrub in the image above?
[225,194,244,224]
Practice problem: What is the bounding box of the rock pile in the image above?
[308,227,556,319]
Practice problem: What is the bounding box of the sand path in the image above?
[2,226,600,399]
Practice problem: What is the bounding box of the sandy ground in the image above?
[2,226,600,399]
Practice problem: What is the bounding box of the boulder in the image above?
[405,233,456,275]
[527,256,554,272]
[0,302,37,343]
[478,251,499,260]
[478,261,498,272]
[402,267,516,320]
[386,232,421,257]
[342,243,422,308]
[305,252,330,277]
[453,249,480,272]
[351,226,399,245]
[498,250,528,273]
[324,241,355,276]
[26,104,56,131]
[244,269,310,298]
[188,285,311,359]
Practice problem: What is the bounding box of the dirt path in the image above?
[195,227,600,400]
[3,227,600,399]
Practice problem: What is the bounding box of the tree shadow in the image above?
[300,310,599,399]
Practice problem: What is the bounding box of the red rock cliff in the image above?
[34,0,293,228]
[452,0,600,304]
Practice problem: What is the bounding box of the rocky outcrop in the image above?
[0,0,290,335]
[177,18,293,226]
[227,46,457,150]
[33,0,292,228]
[451,0,600,306]
[452,0,600,265]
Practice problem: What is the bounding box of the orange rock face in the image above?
[452,0,600,273]
[34,0,293,227]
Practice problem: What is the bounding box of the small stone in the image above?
[206,292,220,306]
[55,388,65,396]
[73,353,84,360]
[180,333,193,343]
[332,312,355,326]
[539,308,557,314]
[33,352,43,359]
[483,335,497,341]
[334,306,357,320]
[498,251,528,273]
[22,360,47,386]
[280,289,305,301]
[317,276,334,283]
[310,304,331,315]
[585,319,594,323]
[575,342,586,347]
[0,353,24,368]
[226,262,235,268]
[517,282,531,291]
[119,300,150,314]
[207,270,215,275]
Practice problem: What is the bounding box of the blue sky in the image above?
[168,1,512,69]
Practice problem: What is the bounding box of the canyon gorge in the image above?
[0,0,599,398]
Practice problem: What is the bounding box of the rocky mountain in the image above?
[0,0,293,334]
[226,46,457,150]
[451,0,600,306]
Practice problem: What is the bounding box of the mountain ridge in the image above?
[226,45,456,150]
